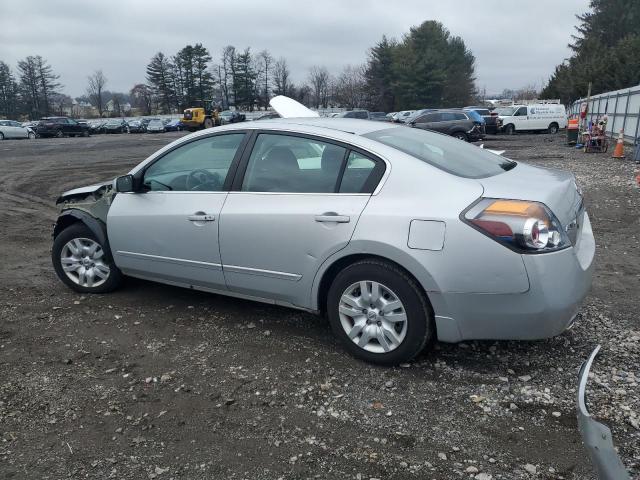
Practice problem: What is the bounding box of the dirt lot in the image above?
[0,131,638,480]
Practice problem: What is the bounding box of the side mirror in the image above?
[115,174,135,193]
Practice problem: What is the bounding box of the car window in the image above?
[355,111,368,119]
[422,113,440,122]
[339,152,377,193]
[453,113,468,121]
[515,107,528,116]
[143,133,245,192]
[0,121,8,126]
[364,127,515,179]
[241,133,347,193]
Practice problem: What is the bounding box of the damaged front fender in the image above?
[577,345,630,480]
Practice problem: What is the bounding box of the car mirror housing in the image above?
[115,174,135,193]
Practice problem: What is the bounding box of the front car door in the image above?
[107,132,248,290]
[512,106,528,130]
[219,131,385,308]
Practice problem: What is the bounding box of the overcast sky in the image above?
[0,0,590,98]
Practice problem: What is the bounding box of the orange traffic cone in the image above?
[612,129,625,158]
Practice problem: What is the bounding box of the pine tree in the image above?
[364,36,397,112]
[0,61,20,119]
[146,52,175,114]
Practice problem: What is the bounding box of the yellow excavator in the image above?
[181,100,221,131]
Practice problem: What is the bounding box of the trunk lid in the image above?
[477,162,582,227]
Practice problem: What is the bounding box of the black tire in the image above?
[504,124,515,135]
[28,132,36,139]
[52,223,123,294]
[82,130,89,137]
[453,131,468,142]
[204,117,214,129]
[0,132,4,140]
[548,123,559,134]
[326,259,434,366]
[55,130,64,138]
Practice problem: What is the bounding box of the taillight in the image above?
[463,199,570,253]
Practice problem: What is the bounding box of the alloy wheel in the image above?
[60,237,110,288]
[338,281,408,353]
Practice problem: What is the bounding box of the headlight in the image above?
[463,199,570,253]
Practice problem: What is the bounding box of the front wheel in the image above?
[327,259,434,365]
[55,130,64,138]
[453,131,468,142]
[52,223,123,293]
[28,132,36,139]
[504,124,515,135]
[204,118,214,129]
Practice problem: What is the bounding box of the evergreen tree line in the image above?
[1,20,478,119]
[541,0,640,104]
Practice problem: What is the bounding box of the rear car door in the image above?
[107,132,248,290]
[219,131,385,307]
[414,112,442,132]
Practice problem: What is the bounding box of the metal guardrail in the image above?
[570,84,640,144]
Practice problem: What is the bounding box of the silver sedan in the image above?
[51,105,594,365]
[0,120,36,140]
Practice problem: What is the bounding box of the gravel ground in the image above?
[0,131,638,479]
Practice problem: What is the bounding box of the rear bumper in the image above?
[432,212,595,342]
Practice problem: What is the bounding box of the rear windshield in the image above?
[363,127,515,178]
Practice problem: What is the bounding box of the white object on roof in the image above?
[269,95,319,118]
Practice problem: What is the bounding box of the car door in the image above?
[512,106,528,130]
[414,112,441,131]
[11,121,28,138]
[219,132,385,307]
[107,132,248,290]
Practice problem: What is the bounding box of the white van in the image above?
[497,104,567,135]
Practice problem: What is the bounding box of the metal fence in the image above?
[569,84,640,144]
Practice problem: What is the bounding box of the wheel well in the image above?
[53,214,81,238]
[317,253,431,315]
[549,122,559,128]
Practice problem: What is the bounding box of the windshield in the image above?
[364,127,515,178]
[497,107,515,116]
[149,120,163,125]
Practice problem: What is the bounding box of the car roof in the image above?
[253,117,398,135]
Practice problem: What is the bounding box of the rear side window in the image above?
[364,127,514,179]
[453,113,467,121]
[339,152,377,193]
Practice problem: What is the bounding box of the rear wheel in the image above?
[0,132,4,140]
[28,132,36,139]
[52,223,122,293]
[548,122,559,134]
[327,259,434,365]
[82,130,89,137]
[55,130,64,138]
[453,131,468,142]
[504,124,515,135]
[204,117,214,129]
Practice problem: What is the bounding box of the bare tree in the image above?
[258,50,273,109]
[272,57,291,97]
[334,65,367,109]
[220,46,236,108]
[87,70,107,117]
[308,66,330,109]
[130,83,153,115]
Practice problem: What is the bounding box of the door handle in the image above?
[187,214,216,222]
[315,213,350,223]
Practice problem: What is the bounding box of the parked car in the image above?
[21,121,39,129]
[34,117,90,138]
[408,109,484,142]
[104,119,129,134]
[464,107,499,135]
[497,104,567,135]
[254,112,280,121]
[394,110,417,123]
[164,119,184,132]
[127,119,146,133]
[89,120,107,135]
[0,120,36,140]
[146,119,166,133]
[368,112,387,121]
[51,102,593,366]
[385,112,397,122]
[336,110,369,120]
[220,110,246,124]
